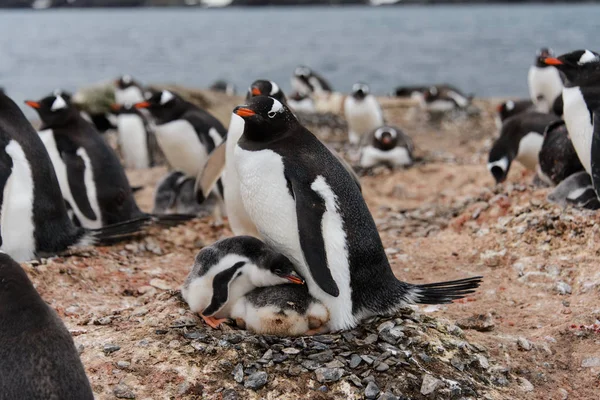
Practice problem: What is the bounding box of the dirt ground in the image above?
[22,96,600,399]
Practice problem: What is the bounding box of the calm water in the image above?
[1,5,599,115]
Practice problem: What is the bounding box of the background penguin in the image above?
[114,74,145,105]
[0,253,94,399]
[547,170,600,210]
[0,92,147,261]
[181,236,305,329]
[528,48,563,113]
[359,125,414,169]
[538,120,584,185]
[231,283,329,336]
[232,96,482,331]
[344,82,385,145]
[421,85,472,112]
[288,91,316,113]
[393,85,430,99]
[209,80,237,95]
[496,99,535,127]
[487,112,559,183]
[110,103,155,169]
[291,65,333,96]
[135,90,226,178]
[26,91,146,229]
[153,170,219,217]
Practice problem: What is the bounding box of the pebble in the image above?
[103,344,121,355]
[232,363,244,383]
[375,362,390,372]
[364,381,380,399]
[308,350,334,363]
[557,388,568,400]
[149,278,173,291]
[116,361,130,369]
[457,313,495,332]
[517,337,533,351]
[222,389,239,400]
[65,306,80,316]
[361,355,374,365]
[113,383,136,399]
[581,357,600,368]
[349,354,362,369]
[420,374,444,395]
[364,334,379,345]
[282,347,301,355]
[518,377,534,392]
[555,282,572,295]
[315,367,344,383]
[379,391,399,400]
[244,371,268,390]
[377,321,395,332]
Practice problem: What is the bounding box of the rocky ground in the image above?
[23,93,600,399]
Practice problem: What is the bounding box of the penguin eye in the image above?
[268,111,277,119]
[273,268,282,275]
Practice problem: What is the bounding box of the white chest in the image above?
[360,146,412,168]
[155,120,208,177]
[563,86,593,173]
[344,96,384,143]
[515,132,544,171]
[115,87,144,106]
[116,114,149,169]
[1,140,36,262]
[528,66,563,113]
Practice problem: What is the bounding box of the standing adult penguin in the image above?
[232,96,482,331]
[528,48,563,113]
[114,74,145,106]
[110,103,155,169]
[26,91,146,229]
[0,92,147,262]
[344,83,385,145]
[487,112,559,183]
[0,252,94,399]
[134,90,226,178]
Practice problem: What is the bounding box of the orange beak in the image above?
[235,107,256,118]
[25,100,41,109]
[543,57,563,66]
[251,87,261,96]
[284,275,305,285]
[110,103,121,111]
[496,104,503,112]
[135,101,151,109]
[382,136,392,145]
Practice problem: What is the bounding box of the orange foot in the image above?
[201,315,228,329]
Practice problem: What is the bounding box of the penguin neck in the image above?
[562,73,600,89]
[41,109,80,130]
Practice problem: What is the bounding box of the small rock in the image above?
[581,357,600,368]
[555,282,572,295]
[244,371,268,390]
[364,334,378,345]
[377,321,395,332]
[116,361,130,369]
[308,350,334,363]
[95,316,112,325]
[149,278,173,291]
[473,354,489,370]
[361,355,374,365]
[65,306,80,316]
[103,344,121,355]
[222,389,239,400]
[364,381,380,399]
[232,363,244,383]
[379,391,399,400]
[301,360,320,370]
[325,360,345,369]
[517,337,533,351]
[282,347,301,355]
[349,354,362,369]
[113,383,136,399]
[456,313,495,332]
[518,377,534,392]
[260,349,273,361]
[420,374,444,395]
[315,367,344,383]
[557,388,568,400]
[375,362,389,372]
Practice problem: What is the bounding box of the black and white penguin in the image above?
[0,252,94,399]
[209,80,237,96]
[495,99,535,128]
[110,103,154,169]
[542,50,600,190]
[421,85,472,112]
[528,48,563,113]
[153,170,219,216]
[287,91,316,113]
[26,91,146,229]
[344,83,385,145]
[0,93,147,262]
[487,112,559,183]
[359,125,414,169]
[181,236,305,329]
[393,85,430,99]
[114,74,145,105]
[135,90,226,178]
[538,120,584,185]
[232,96,482,331]
[291,65,333,96]
[231,283,329,336]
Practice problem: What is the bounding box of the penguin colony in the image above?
[7,44,600,395]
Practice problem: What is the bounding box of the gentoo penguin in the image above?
[496,99,535,127]
[538,120,584,185]
[288,92,316,113]
[547,171,600,210]
[542,50,600,185]
[232,96,482,331]
[26,92,146,228]
[344,83,385,145]
[528,48,563,113]
[135,90,226,178]
[114,74,145,105]
[0,253,94,399]
[181,236,305,328]
[487,112,559,183]
[393,85,429,99]
[291,65,333,96]
[153,171,219,216]
[0,92,146,262]
[359,126,414,169]
[110,103,154,169]
[231,284,329,336]
[421,85,472,112]
[209,80,237,96]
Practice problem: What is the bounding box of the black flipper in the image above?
[151,213,197,227]
[0,149,13,247]
[410,276,483,304]
[591,110,600,201]
[62,151,98,221]
[290,177,340,297]
[202,261,246,316]
[88,215,151,244]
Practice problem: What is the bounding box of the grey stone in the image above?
[314,367,344,383]
[377,321,395,332]
[456,313,495,332]
[349,354,362,369]
[116,361,130,369]
[364,333,379,345]
[103,344,121,355]
[308,350,334,363]
[581,357,600,368]
[232,363,244,384]
[325,359,345,369]
[517,337,533,351]
[364,381,380,399]
[375,362,390,372]
[420,374,444,395]
[361,355,374,365]
[222,389,239,400]
[555,281,572,295]
[282,347,301,355]
[379,391,399,400]
[113,383,136,399]
[244,371,268,390]
[518,377,534,392]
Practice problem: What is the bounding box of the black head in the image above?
[294,65,312,80]
[25,90,77,128]
[372,126,398,151]
[247,80,287,105]
[134,90,187,124]
[487,138,514,183]
[535,48,554,68]
[351,82,370,100]
[233,96,297,142]
[0,253,39,308]
[542,49,600,87]
[114,74,140,90]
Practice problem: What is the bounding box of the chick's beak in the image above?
[234,106,256,118]
[284,272,305,285]
[25,100,41,109]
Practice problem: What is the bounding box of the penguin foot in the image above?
[201,315,228,329]
[305,325,330,336]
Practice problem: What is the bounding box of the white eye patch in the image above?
[160,90,174,105]
[353,83,369,94]
[506,101,515,111]
[51,95,67,111]
[374,127,396,141]
[578,50,599,65]
[429,87,438,96]
[268,99,284,118]
[269,81,280,96]
[295,66,311,77]
[122,74,132,84]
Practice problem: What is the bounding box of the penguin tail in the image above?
[409,276,483,305]
[86,216,151,245]
[151,213,197,227]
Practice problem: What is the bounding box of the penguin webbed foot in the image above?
[201,315,229,329]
